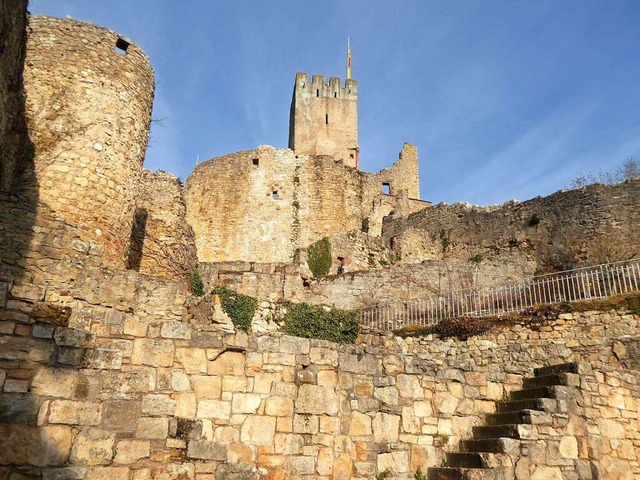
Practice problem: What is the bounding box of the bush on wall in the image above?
[279,301,359,344]
[307,237,332,277]
[212,286,257,332]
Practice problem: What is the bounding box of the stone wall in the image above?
[185,145,424,264]
[378,143,420,200]
[0,0,30,193]
[130,170,197,281]
[289,73,359,168]
[0,279,638,480]
[383,179,640,273]
[23,16,155,269]
[200,254,535,309]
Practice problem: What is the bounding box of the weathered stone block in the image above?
[102,400,141,431]
[232,393,262,414]
[274,433,304,455]
[70,428,115,465]
[172,371,191,391]
[31,367,78,398]
[293,414,318,434]
[397,374,424,399]
[197,400,231,420]
[42,467,87,480]
[265,396,294,417]
[295,384,339,415]
[349,411,372,437]
[135,417,169,439]
[187,440,227,461]
[372,412,400,443]
[131,339,175,367]
[176,348,207,374]
[310,347,338,366]
[227,443,255,464]
[241,416,276,445]
[161,321,191,340]
[289,455,315,475]
[82,348,123,370]
[142,394,176,416]
[85,467,130,480]
[0,393,40,424]
[114,440,150,464]
[339,353,378,374]
[0,425,73,466]
[208,350,246,376]
[175,392,197,418]
[104,309,123,325]
[192,375,222,399]
[49,400,102,425]
[54,327,93,347]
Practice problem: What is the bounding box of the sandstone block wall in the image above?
[378,143,420,200]
[200,253,535,310]
[185,145,424,264]
[130,170,198,281]
[0,0,30,193]
[289,73,359,168]
[23,16,155,269]
[0,278,638,480]
[383,179,640,272]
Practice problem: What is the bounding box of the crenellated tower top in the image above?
[288,72,359,168]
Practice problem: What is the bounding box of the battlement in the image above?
[294,72,358,101]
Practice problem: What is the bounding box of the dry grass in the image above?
[395,292,639,340]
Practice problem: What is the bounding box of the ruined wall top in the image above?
[294,72,358,101]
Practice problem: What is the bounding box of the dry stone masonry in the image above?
[0,280,638,479]
[23,16,155,269]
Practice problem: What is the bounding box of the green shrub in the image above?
[280,302,359,344]
[190,269,205,296]
[414,466,427,480]
[212,286,257,332]
[307,237,332,277]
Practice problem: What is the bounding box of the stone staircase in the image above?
[427,362,580,480]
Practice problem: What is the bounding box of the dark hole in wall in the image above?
[127,207,148,270]
[252,158,259,166]
[337,256,345,274]
[115,37,129,55]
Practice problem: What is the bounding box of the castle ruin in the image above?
[0,5,639,480]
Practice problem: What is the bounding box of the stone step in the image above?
[427,467,499,480]
[534,362,578,377]
[509,386,556,401]
[446,452,500,468]
[484,410,534,426]
[495,397,556,413]
[523,372,577,389]
[459,438,507,454]
[472,424,520,440]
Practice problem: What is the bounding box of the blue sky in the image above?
[30,1,640,205]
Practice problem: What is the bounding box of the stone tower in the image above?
[23,16,155,269]
[288,72,359,168]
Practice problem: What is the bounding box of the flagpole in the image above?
[347,37,351,80]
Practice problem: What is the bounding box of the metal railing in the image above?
[360,259,640,331]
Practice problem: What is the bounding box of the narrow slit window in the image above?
[316,89,320,97]
[334,92,337,98]
[252,158,259,166]
[325,114,329,125]
[115,38,129,55]
[382,182,391,195]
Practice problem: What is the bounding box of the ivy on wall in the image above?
[307,237,332,277]
[212,286,257,332]
[279,301,359,344]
